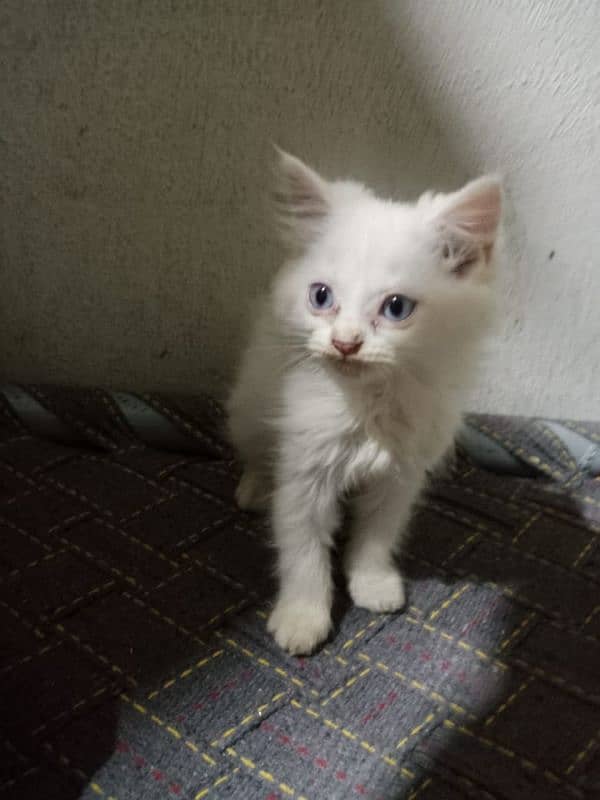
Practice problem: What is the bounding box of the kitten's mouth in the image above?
[324,354,368,376]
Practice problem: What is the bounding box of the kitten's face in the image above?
[272,152,502,383]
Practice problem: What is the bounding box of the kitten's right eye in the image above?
[308,283,334,310]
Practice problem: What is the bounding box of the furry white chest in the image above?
[277,361,450,492]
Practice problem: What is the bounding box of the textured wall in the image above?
[1,1,598,416]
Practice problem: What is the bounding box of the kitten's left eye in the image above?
[309,283,334,310]
[380,294,416,322]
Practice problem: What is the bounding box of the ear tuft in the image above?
[272,147,330,250]
[436,175,503,244]
[432,175,503,276]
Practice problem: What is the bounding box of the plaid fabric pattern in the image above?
[0,385,599,799]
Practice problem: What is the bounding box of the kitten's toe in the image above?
[348,568,405,613]
[267,600,331,655]
[235,471,269,512]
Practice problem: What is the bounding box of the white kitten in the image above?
[228,150,502,655]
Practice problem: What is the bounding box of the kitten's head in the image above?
[271,150,502,383]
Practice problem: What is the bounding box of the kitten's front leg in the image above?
[267,475,339,655]
[345,474,420,612]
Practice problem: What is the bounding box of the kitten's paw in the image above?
[235,471,269,512]
[348,568,405,613]
[267,600,331,655]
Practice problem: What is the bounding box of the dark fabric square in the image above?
[0,602,47,669]
[170,460,240,504]
[0,462,33,502]
[0,741,34,787]
[577,523,600,578]
[409,776,469,800]
[184,523,275,597]
[583,608,600,638]
[0,411,24,439]
[0,550,109,621]
[458,539,598,624]
[429,472,532,530]
[2,639,119,748]
[518,512,594,569]
[63,517,177,590]
[490,680,599,774]
[115,445,197,481]
[0,763,78,800]
[42,699,127,783]
[163,470,234,515]
[0,519,53,571]
[419,721,574,800]
[0,436,81,475]
[407,508,478,566]
[144,568,248,635]
[0,485,89,538]
[123,492,233,552]
[510,619,600,700]
[570,742,600,792]
[49,459,168,518]
[62,591,207,684]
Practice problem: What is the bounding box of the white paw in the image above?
[267,599,331,655]
[348,568,405,613]
[235,471,269,512]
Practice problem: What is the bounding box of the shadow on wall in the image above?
[0,0,468,398]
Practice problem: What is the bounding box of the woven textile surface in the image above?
[1,385,599,800]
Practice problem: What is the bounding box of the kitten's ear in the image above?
[272,147,330,250]
[433,175,503,275]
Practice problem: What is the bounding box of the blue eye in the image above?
[309,283,334,310]
[380,294,416,322]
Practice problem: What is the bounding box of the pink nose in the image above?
[332,338,363,357]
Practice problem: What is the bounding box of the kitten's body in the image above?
[228,152,501,654]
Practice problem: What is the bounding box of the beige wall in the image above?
[382,0,600,419]
[1,1,598,417]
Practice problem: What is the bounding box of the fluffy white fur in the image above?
[228,151,502,655]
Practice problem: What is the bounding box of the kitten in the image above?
[228,150,502,655]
